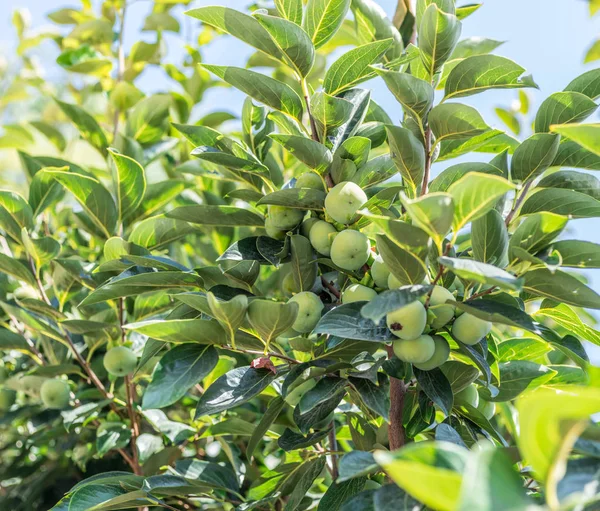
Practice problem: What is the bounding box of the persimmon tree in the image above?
[1,1,600,510]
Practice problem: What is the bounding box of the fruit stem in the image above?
[386,345,406,450]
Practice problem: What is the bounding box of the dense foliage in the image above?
[1,0,600,510]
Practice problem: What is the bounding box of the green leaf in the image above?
[429,162,503,193]
[523,268,600,309]
[108,149,146,224]
[275,0,303,25]
[80,272,204,307]
[439,256,522,291]
[257,188,326,211]
[482,361,556,402]
[46,170,117,239]
[195,366,278,418]
[56,45,112,76]
[315,302,395,341]
[429,103,491,144]
[126,319,231,345]
[142,345,218,409]
[374,442,467,511]
[299,376,347,414]
[68,484,152,511]
[360,285,430,324]
[351,0,404,63]
[376,233,428,286]
[29,166,66,217]
[311,92,355,141]
[550,123,600,156]
[247,299,298,345]
[564,68,600,100]
[400,193,454,247]
[536,301,600,346]
[285,458,327,510]
[418,4,461,78]
[534,92,597,133]
[444,55,536,100]
[520,189,600,218]
[270,135,332,172]
[552,140,600,170]
[254,13,315,77]
[386,125,425,196]
[471,209,509,267]
[338,451,378,482]
[126,94,171,145]
[207,292,248,347]
[129,215,197,250]
[55,99,108,156]
[508,212,567,260]
[303,0,351,49]
[414,368,453,415]
[289,234,318,292]
[437,129,507,161]
[96,423,132,457]
[110,82,144,112]
[450,37,504,60]
[447,172,515,231]
[167,205,264,227]
[538,170,600,200]
[375,69,434,123]
[185,6,283,60]
[248,396,286,459]
[550,239,600,268]
[0,328,32,352]
[21,229,60,269]
[318,478,367,511]
[0,253,36,286]
[324,40,394,95]
[202,65,303,120]
[0,190,33,243]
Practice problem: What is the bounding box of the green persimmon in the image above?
[428,286,456,329]
[388,273,402,289]
[0,388,16,411]
[295,172,324,190]
[452,313,492,345]
[309,220,337,256]
[324,181,368,224]
[301,217,319,238]
[288,292,324,333]
[392,334,436,364]
[364,480,381,490]
[330,229,370,271]
[413,335,450,370]
[342,283,377,303]
[103,346,138,377]
[477,398,496,420]
[268,205,304,230]
[265,216,287,240]
[371,255,390,288]
[40,379,71,409]
[386,300,427,340]
[455,383,479,408]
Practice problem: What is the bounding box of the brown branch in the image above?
[301,79,320,143]
[468,286,498,301]
[505,180,533,227]
[321,275,341,300]
[424,241,453,308]
[232,347,300,365]
[386,345,406,450]
[328,424,339,479]
[125,375,142,475]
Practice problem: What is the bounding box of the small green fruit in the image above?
[324,181,368,224]
[413,335,450,371]
[309,220,337,256]
[265,216,286,240]
[392,334,435,364]
[477,398,496,420]
[455,383,479,408]
[330,230,370,271]
[40,379,71,409]
[371,255,390,288]
[288,292,324,333]
[386,300,427,340]
[268,205,304,230]
[452,313,492,345]
[428,286,456,329]
[388,273,402,289]
[295,172,324,190]
[342,283,377,303]
[364,480,381,490]
[301,217,319,238]
[0,388,16,411]
[103,346,138,377]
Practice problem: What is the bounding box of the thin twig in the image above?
[328,424,339,480]
[125,375,142,475]
[468,286,498,301]
[301,79,319,143]
[321,276,341,300]
[232,347,300,365]
[420,127,432,195]
[505,180,533,227]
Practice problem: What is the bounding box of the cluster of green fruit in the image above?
[271,174,494,369]
[455,382,496,420]
[0,347,137,414]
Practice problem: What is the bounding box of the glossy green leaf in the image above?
[270,134,332,172]
[375,68,434,122]
[439,256,522,291]
[429,103,491,144]
[534,92,597,133]
[55,99,108,155]
[386,125,425,196]
[520,189,600,218]
[471,209,508,267]
[167,205,264,227]
[303,0,351,49]
[0,190,33,243]
[418,4,461,78]
[401,193,454,247]
[523,268,600,309]
[108,149,146,224]
[275,0,303,25]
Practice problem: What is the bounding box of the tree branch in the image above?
[386,345,406,450]
[505,180,533,227]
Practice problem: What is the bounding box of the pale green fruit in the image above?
[388,273,402,289]
[371,256,390,288]
[268,205,304,230]
[309,220,337,256]
[342,284,377,303]
[364,480,381,490]
[392,334,435,363]
[455,383,479,408]
[413,335,450,371]
[0,366,8,383]
[330,230,370,271]
[295,172,324,190]
[428,286,456,329]
[386,300,427,340]
[324,181,368,224]
[103,346,138,376]
[477,399,496,420]
[288,292,324,333]
[40,379,71,409]
[285,378,317,406]
[301,217,319,238]
[265,216,286,240]
[0,388,16,411]
[451,313,492,345]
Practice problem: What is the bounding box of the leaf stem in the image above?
[420,127,432,196]
[301,79,320,143]
[505,180,533,227]
[125,375,142,475]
